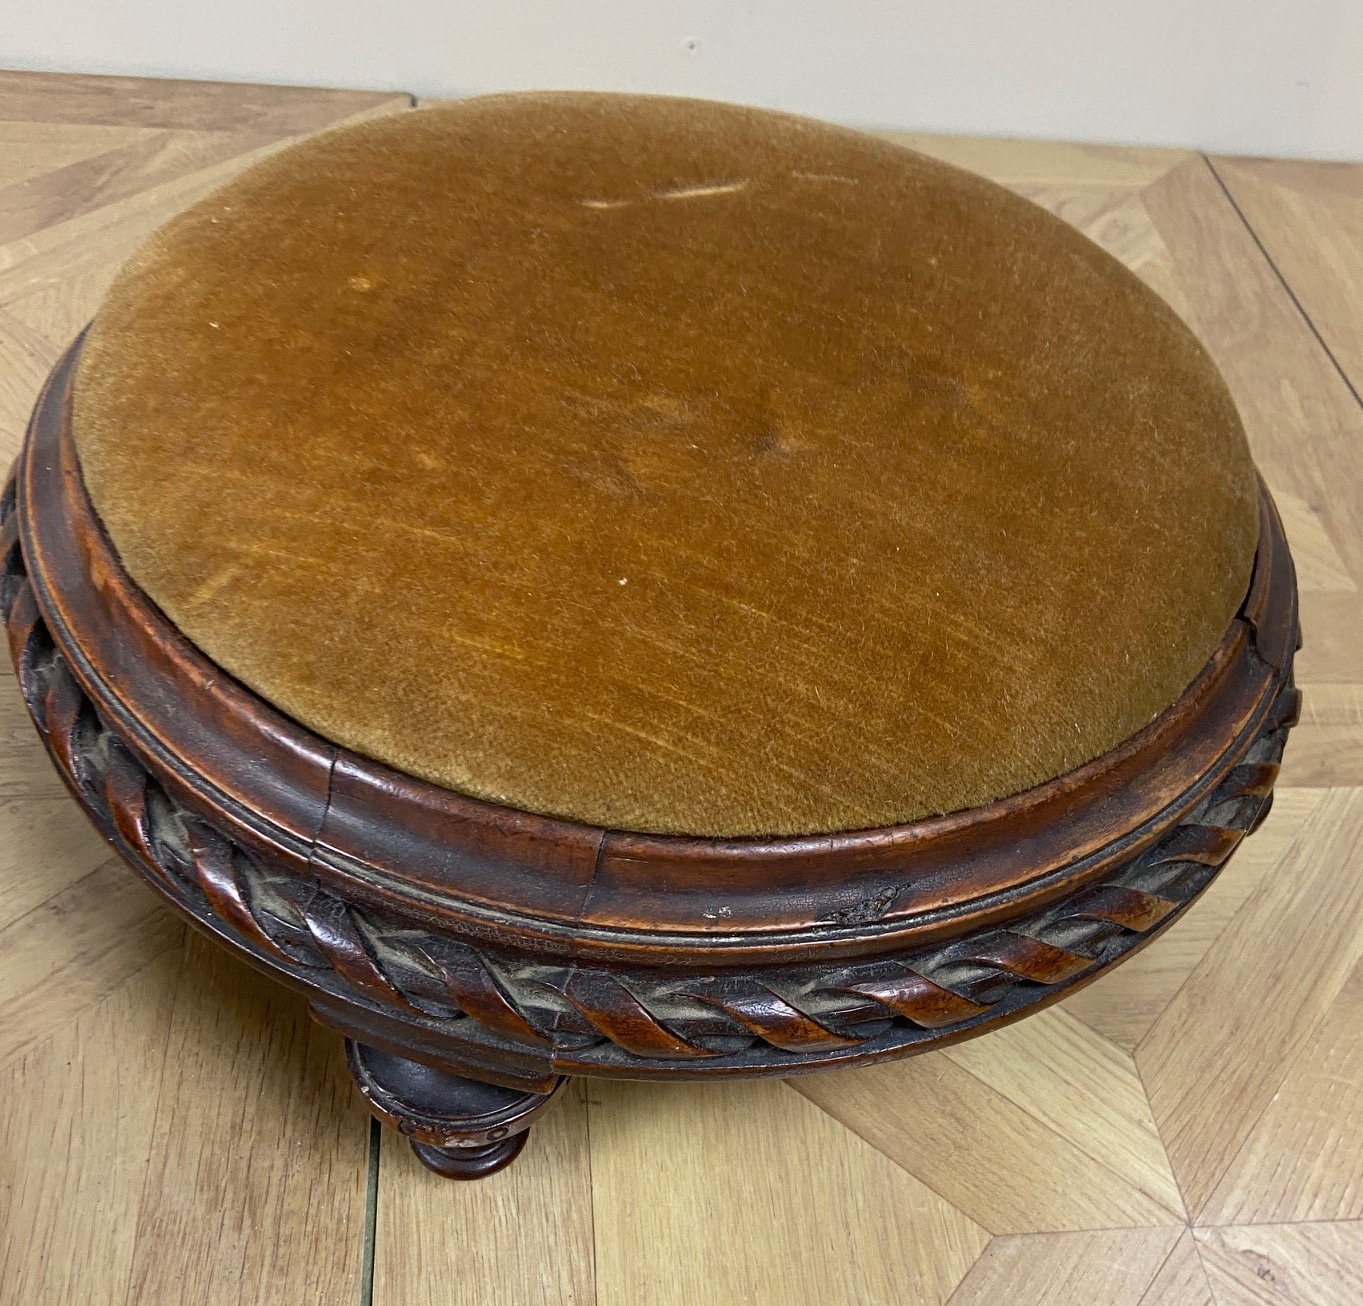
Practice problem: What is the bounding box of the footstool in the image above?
[2,93,1299,1180]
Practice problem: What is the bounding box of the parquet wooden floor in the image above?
[1,70,1361,1306]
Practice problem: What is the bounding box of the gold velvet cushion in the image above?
[72,93,1259,838]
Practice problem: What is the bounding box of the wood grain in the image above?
[1139,1237,1215,1306]
[0,69,408,133]
[1195,1222,1363,1306]
[1140,157,1363,585]
[0,861,182,1069]
[124,934,371,1306]
[1294,595,1363,684]
[794,1053,1184,1233]
[0,796,113,925]
[588,1079,988,1306]
[0,305,59,463]
[1273,489,1357,592]
[373,1080,596,1306]
[881,132,1193,188]
[943,1226,1182,1306]
[1277,685,1363,788]
[1137,1231,1215,1306]
[1212,156,1363,398]
[1061,788,1325,1049]
[1137,787,1363,1217]
[1200,949,1363,1225]
[940,1008,1183,1214]
[0,956,182,1306]
[0,120,157,189]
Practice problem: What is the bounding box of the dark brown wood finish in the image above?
[2,333,1300,1176]
[345,1041,565,1179]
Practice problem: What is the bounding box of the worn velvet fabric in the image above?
[72,93,1260,837]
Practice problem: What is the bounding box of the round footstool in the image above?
[2,93,1298,1180]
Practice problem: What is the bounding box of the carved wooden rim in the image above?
[344,1040,565,1148]
[2,335,1301,1082]
[11,334,1298,967]
[2,476,1300,1078]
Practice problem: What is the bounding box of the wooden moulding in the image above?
[3,334,1300,1093]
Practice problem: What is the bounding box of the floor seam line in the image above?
[360,1116,381,1306]
[1203,153,1363,415]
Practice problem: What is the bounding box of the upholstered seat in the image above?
[73,92,1258,838]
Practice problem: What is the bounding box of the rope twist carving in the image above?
[2,471,1299,1070]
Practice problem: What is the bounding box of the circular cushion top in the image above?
[73,93,1259,838]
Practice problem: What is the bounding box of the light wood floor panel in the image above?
[1137,787,1363,1217]
[0,128,219,245]
[1272,488,1357,592]
[0,796,119,926]
[1195,1222,1363,1306]
[0,72,407,1306]
[0,121,161,190]
[1082,192,1201,322]
[0,305,60,464]
[0,70,408,133]
[793,1053,1184,1232]
[373,1080,596,1306]
[1061,788,1325,1049]
[0,958,182,1306]
[588,1079,989,1306]
[1212,157,1363,398]
[880,132,1193,188]
[3,69,1362,1304]
[1295,594,1363,683]
[123,934,371,1306]
[943,1226,1182,1306]
[1278,685,1363,788]
[0,861,183,1070]
[1137,1230,1215,1306]
[0,665,66,799]
[939,1008,1183,1214]
[1200,950,1363,1226]
[1142,158,1363,586]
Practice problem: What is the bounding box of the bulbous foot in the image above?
[345,1039,565,1180]
[408,1135,528,1179]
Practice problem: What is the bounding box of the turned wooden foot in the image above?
[345,1040,566,1180]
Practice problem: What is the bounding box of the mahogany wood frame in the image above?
[3,336,1300,1178]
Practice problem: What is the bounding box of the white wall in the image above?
[4,0,1361,159]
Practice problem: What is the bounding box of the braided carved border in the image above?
[2,470,1299,1072]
